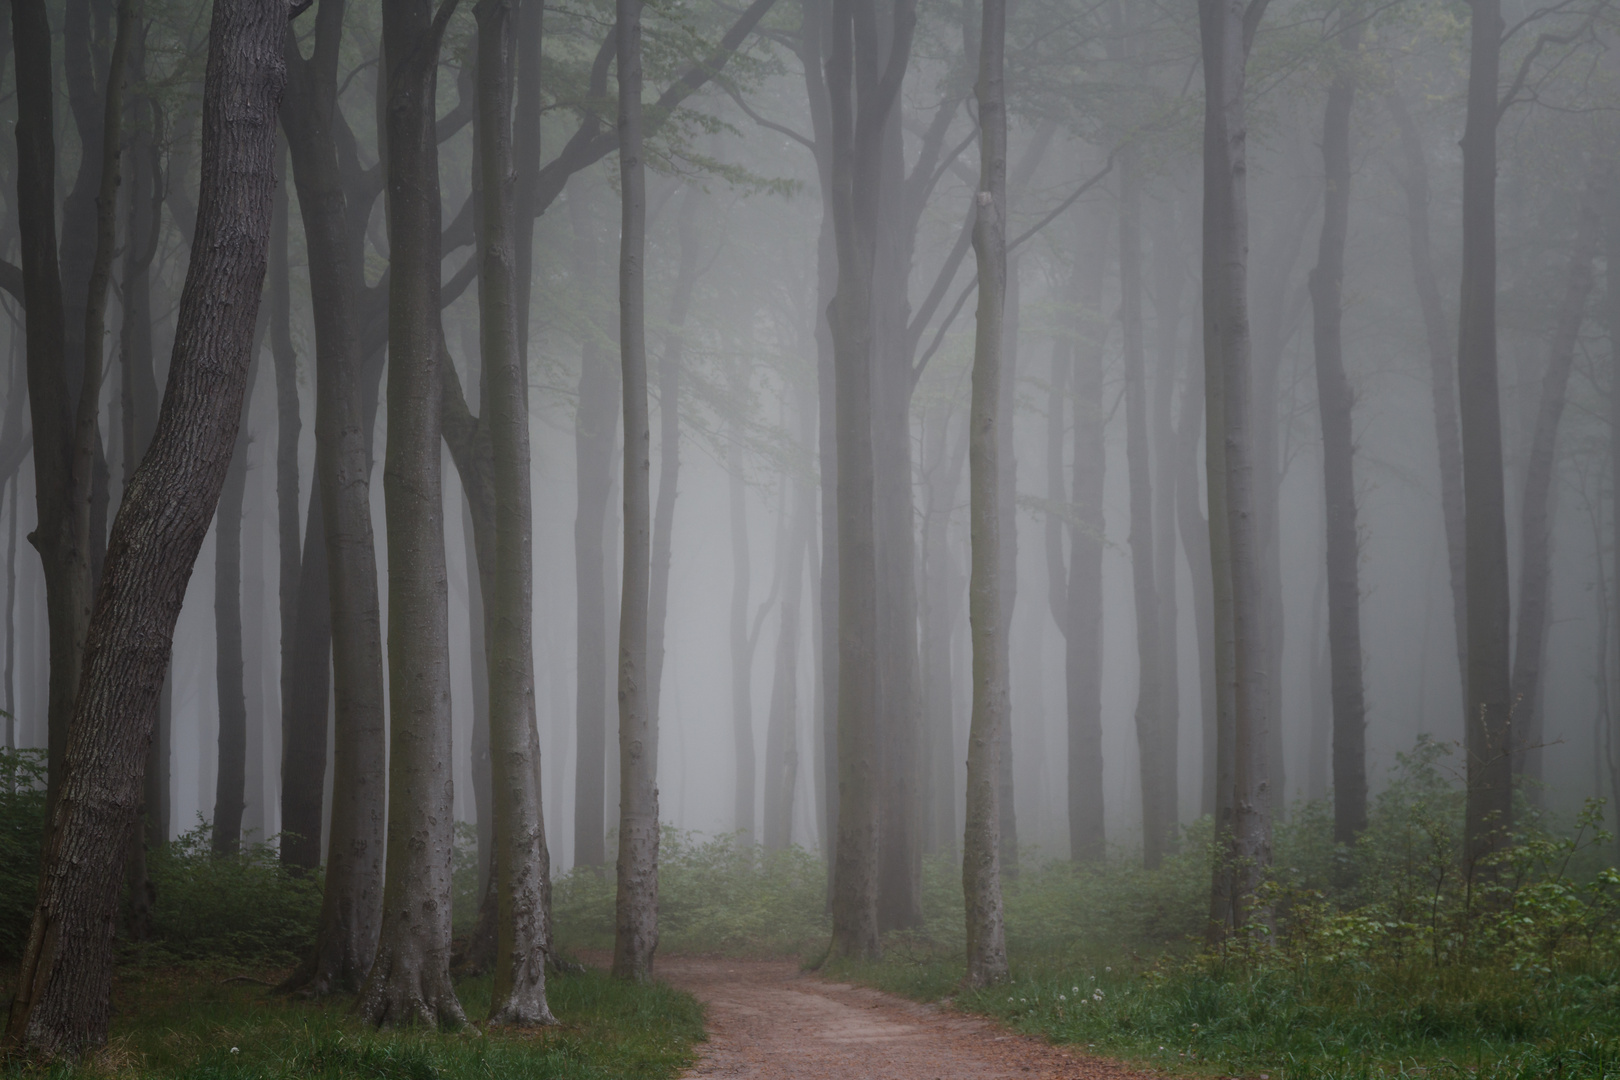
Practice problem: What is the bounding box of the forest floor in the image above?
[658,956,1164,1080]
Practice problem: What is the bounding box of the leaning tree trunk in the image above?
[1456,0,1515,878]
[612,0,659,983]
[1510,176,1603,793]
[475,0,555,1025]
[5,0,285,1052]
[1199,0,1272,939]
[277,0,386,994]
[1387,89,1468,737]
[358,0,466,1029]
[963,0,1009,990]
[1308,29,1368,845]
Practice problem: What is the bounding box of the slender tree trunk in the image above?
[728,373,757,844]
[1149,195,1184,850]
[277,0,386,993]
[918,401,964,858]
[1386,89,1468,734]
[4,478,17,751]
[358,0,466,1028]
[475,0,555,1024]
[764,398,813,852]
[1510,176,1604,794]
[1608,167,1620,853]
[5,0,285,1050]
[824,0,915,961]
[612,0,659,982]
[995,257,1020,877]
[1456,0,1514,878]
[571,188,617,870]
[212,370,254,856]
[1176,314,1217,820]
[963,0,1009,988]
[1199,0,1273,939]
[1118,151,1169,869]
[1308,30,1368,844]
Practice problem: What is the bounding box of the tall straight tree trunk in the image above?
[3,477,15,751]
[728,376,757,844]
[1118,151,1169,869]
[1149,196,1184,846]
[764,397,814,852]
[1510,177,1603,792]
[212,371,254,856]
[11,0,86,815]
[571,187,617,870]
[1456,0,1514,877]
[359,0,466,1028]
[475,0,555,1025]
[1176,314,1217,820]
[1609,169,1620,849]
[612,0,658,983]
[824,0,915,961]
[5,0,285,1050]
[995,258,1020,876]
[277,0,386,994]
[1387,89,1468,733]
[1308,28,1368,845]
[1199,0,1273,939]
[918,401,964,858]
[963,0,1009,989]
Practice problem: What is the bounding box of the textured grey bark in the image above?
[1456,0,1514,877]
[5,0,285,1051]
[570,186,617,870]
[1307,29,1367,844]
[1118,150,1170,870]
[611,0,659,983]
[212,368,254,856]
[1199,0,1272,939]
[824,0,915,962]
[475,0,555,1024]
[963,0,1008,989]
[1510,176,1603,792]
[1386,89,1468,736]
[358,0,466,1028]
[277,0,386,993]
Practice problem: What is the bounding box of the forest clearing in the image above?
[2,0,1620,1075]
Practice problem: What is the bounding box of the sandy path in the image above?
[658,957,1162,1080]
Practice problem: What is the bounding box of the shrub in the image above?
[0,746,46,960]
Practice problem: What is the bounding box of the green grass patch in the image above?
[0,962,706,1080]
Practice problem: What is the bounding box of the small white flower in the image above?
[1072,986,1080,993]
[230,1048,240,1055]
[1104,966,1112,972]
[1058,995,1067,1002]
[1092,989,1105,1002]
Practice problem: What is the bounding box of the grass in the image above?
[0,961,706,1079]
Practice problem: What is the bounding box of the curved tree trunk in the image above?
[358,0,466,1028]
[963,0,1009,989]
[5,0,285,1050]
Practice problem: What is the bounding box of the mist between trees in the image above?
[1,0,1620,1058]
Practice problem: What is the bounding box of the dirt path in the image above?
[658,957,1161,1080]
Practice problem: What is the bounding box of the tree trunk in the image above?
[1149,194,1184,851]
[5,0,285,1051]
[963,0,1009,988]
[1199,0,1273,939]
[1609,168,1620,853]
[728,372,757,845]
[1307,29,1368,845]
[995,256,1020,878]
[611,0,659,983]
[358,0,466,1028]
[764,399,813,852]
[277,0,387,994]
[212,369,254,856]
[918,400,964,858]
[571,186,617,870]
[824,0,915,962]
[1118,150,1169,869]
[1175,310,1217,821]
[475,0,555,1024]
[1386,89,1468,737]
[1510,176,1603,794]
[1456,0,1514,878]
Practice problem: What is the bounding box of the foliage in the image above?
[0,963,704,1079]
[552,827,829,956]
[0,747,47,961]
[134,824,323,967]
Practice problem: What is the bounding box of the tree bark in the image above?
[5,0,285,1051]
[277,0,387,994]
[1199,0,1273,939]
[1386,89,1468,737]
[824,0,915,962]
[1456,0,1514,878]
[963,0,1008,988]
[1510,175,1603,793]
[475,0,555,1024]
[357,0,466,1028]
[611,0,659,983]
[1307,27,1368,844]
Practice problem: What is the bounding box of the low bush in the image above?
[0,747,46,960]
